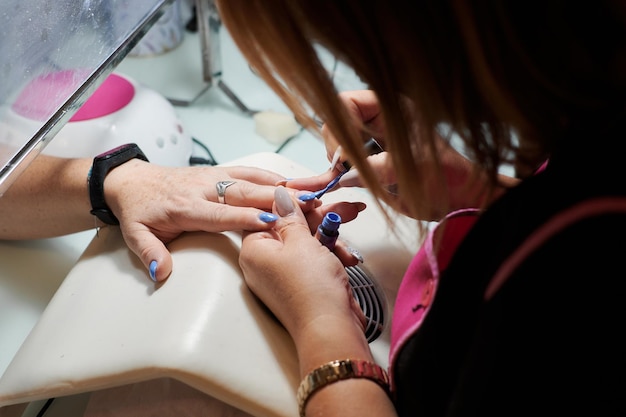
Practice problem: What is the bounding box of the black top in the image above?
[393,123,626,416]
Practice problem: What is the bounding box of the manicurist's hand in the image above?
[239,186,367,351]
[283,90,391,194]
[239,186,395,417]
[286,89,519,221]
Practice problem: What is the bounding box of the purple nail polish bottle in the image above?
[315,212,341,250]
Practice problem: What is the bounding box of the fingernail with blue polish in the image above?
[259,212,279,223]
[149,260,158,282]
[298,192,317,202]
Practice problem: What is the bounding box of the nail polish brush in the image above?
[336,137,384,172]
[314,138,384,199]
[313,172,347,199]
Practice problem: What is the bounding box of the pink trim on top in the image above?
[388,208,480,391]
[12,71,134,122]
[536,159,549,173]
[388,159,550,391]
[71,73,134,121]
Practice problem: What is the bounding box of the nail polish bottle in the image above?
[316,212,341,250]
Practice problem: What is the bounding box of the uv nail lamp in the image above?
[8,71,193,167]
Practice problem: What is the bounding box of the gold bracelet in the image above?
[296,359,390,417]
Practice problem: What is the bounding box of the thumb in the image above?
[122,228,174,282]
[241,186,311,254]
[273,186,313,240]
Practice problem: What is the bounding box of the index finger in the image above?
[282,170,338,194]
[222,165,286,185]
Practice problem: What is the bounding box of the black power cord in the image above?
[189,137,219,166]
[36,398,55,417]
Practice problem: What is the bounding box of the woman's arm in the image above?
[0,152,365,282]
[0,155,94,238]
[240,187,397,417]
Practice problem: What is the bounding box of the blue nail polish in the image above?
[298,192,317,201]
[149,260,158,282]
[259,212,279,223]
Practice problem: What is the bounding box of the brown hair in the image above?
[217,0,626,225]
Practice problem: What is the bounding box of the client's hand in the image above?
[105,161,318,282]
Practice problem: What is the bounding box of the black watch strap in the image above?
[88,143,149,225]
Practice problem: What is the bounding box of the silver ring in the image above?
[216,180,236,204]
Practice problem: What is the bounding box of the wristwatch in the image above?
[297,359,389,417]
[88,143,149,225]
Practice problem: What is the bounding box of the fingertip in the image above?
[347,246,364,263]
[259,212,279,223]
[334,245,363,267]
[275,186,296,216]
[148,255,173,282]
[298,192,317,202]
[330,146,342,170]
[338,169,361,188]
